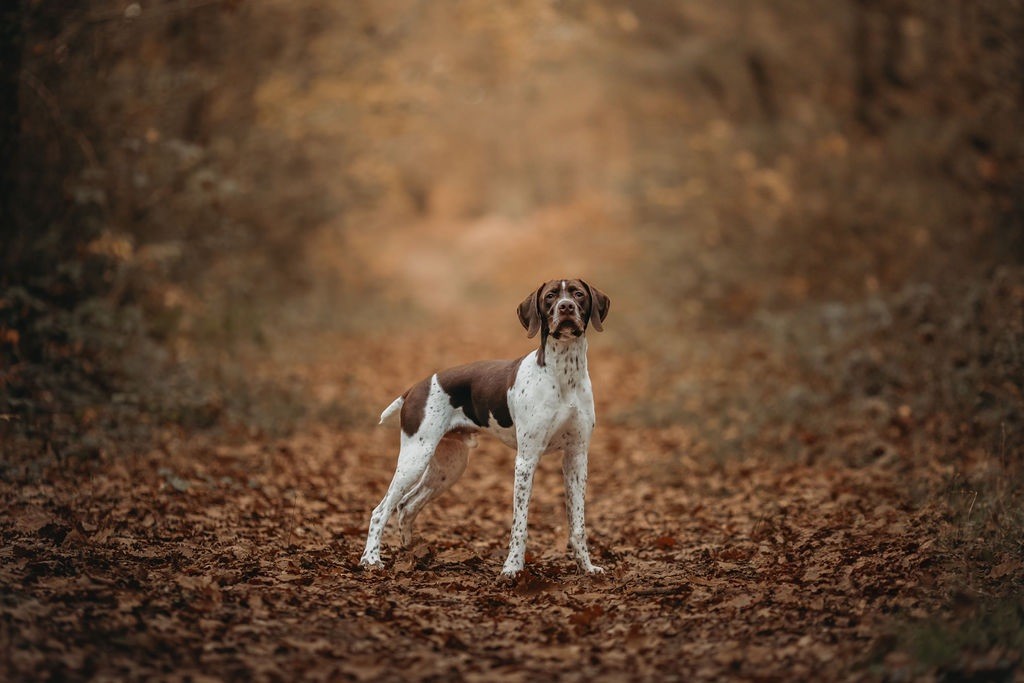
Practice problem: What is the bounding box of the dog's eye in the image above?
[573,291,585,298]
[545,292,557,300]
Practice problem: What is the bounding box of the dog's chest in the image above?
[503,351,593,448]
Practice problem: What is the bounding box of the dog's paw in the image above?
[359,555,385,571]
[586,564,606,575]
[499,566,523,582]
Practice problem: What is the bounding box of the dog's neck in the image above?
[540,334,588,391]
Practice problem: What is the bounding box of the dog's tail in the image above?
[379,396,404,426]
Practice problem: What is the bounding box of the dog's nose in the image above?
[557,300,575,314]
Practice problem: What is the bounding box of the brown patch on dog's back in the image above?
[399,377,431,436]
[438,357,525,429]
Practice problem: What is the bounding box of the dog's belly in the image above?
[485,422,518,449]
[447,408,518,449]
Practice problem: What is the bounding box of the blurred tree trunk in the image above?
[0,1,24,266]
[853,0,910,130]
[852,0,1024,259]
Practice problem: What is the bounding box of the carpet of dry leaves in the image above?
[3,321,1019,682]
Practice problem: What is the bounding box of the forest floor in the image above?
[2,312,1021,682]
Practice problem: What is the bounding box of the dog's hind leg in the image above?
[397,432,473,547]
[360,434,442,567]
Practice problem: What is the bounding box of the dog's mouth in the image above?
[549,317,584,338]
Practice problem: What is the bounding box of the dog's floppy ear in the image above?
[517,284,543,338]
[582,280,610,332]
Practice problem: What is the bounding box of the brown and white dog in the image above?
[360,279,611,577]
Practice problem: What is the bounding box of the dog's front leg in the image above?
[563,446,603,574]
[501,445,543,578]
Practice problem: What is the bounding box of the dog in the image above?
[359,278,610,577]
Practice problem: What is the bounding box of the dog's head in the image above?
[517,279,610,363]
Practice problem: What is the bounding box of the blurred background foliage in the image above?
[1,0,1022,471]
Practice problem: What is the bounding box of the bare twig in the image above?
[630,585,690,597]
[1000,421,1007,469]
[19,71,99,170]
[965,489,978,524]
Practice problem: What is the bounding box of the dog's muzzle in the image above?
[550,298,585,338]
